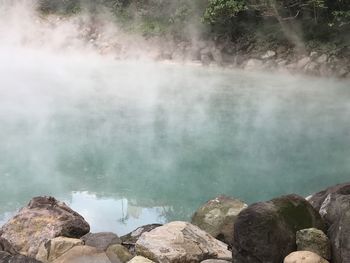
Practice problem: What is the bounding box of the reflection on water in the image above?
[0,49,350,233]
[69,192,166,235]
[0,192,167,235]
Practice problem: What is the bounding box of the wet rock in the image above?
[135,221,231,263]
[304,62,319,75]
[284,251,329,263]
[244,59,264,70]
[0,196,90,257]
[233,194,326,263]
[106,244,133,263]
[127,256,154,263]
[36,237,84,263]
[308,183,350,263]
[296,228,330,260]
[211,48,223,65]
[319,64,333,77]
[121,224,162,254]
[185,47,200,61]
[52,246,111,263]
[316,54,328,64]
[297,57,311,69]
[336,66,349,77]
[276,59,288,67]
[261,50,276,59]
[0,251,43,263]
[201,54,212,66]
[310,52,318,60]
[191,195,247,246]
[81,232,121,251]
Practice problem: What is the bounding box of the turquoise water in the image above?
[0,49,349,235]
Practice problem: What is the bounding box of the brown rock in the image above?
[52,246,111,263]
[0,196,90,257]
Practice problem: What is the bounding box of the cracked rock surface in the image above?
[135,221,231,263]
[0,196,90,257]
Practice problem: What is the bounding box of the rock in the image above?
[337,66,348,77]
[297,57,311,69]
[106,244,133,263]
[121,224,161,254]
[316,54,328,64]
[296,228,331,260]
[201,260,231,263]
[200,47,211,56]
[0,251,43,263]
[304,62,319,75]
[261,50,276,59]
[191,195,247,246]
[0,237,17,254]
[52,246,111,263]
[185,47,200,61]
[201,54,212,66]
[233,194,326,263]
[81,232,121,251]
[127,256,154,263]
[263,60,277,70]
[319,64,333,77]
[244,59,264,70]
[284,251,329,263]
[276,59,288,67]
[135,221,231,263]
[308,183,350,263]
[310,52,318,59]
[0,196,90,257]
[36,237,84,263]
[211,48,223,65]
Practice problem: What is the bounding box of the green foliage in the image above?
[36,0,349,46]
[331,10,350,27]
[38,0,80,15]
[203,0,247,25]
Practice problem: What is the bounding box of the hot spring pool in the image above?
[0,49,349,235]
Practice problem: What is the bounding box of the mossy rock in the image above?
[191,195,247,246]
[233,194,326,263]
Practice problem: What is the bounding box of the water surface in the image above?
[0,48,349,234]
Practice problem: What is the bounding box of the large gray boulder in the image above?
[233,194,326,263]
[121,224,162,254]
[296,228,331,260]
[308,182,350,263]
[0,196,90,257]
[191,196,247,246]
[135,221,231,263]
[81,232,121,251]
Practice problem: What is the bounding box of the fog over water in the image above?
[1,0,350,234]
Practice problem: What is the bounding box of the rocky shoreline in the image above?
[90,34,350,79]
[33,16,350,80]
[0,182,349,263]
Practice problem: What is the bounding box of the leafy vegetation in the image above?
[37,0,349,46]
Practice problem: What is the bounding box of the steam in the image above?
[0,0,159,59]
[1,0,350,233]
